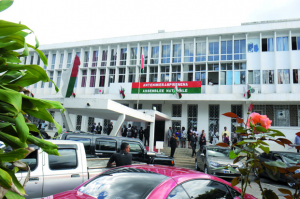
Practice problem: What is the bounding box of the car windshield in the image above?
[78,169,169,199]
[207,148,231,157]
[280,153,300,164]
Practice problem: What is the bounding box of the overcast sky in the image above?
[2,0,300,45]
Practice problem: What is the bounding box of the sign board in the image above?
[131,81,201,94]
[156,141,164,149]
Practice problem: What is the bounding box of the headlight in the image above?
[295,169,300,174]
[210,161,220,167]
[238,163,244,168]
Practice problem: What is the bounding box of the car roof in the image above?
[63,132,143,142]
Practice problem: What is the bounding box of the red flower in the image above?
[247,112,272,130]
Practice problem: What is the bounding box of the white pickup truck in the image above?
[16,140,116,199]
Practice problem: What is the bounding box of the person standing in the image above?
[199,130,206,150]
[96,122,102,134]
[232,130,238,150]
[107,143,132,167]
[121,125,127,137]
[188,128,192,148]
[167,127,173,147]
[211,129,219,145]
[223,133,229,145]
[107,122,113,135]
[295,133,300,153]
[181,127,187,148]
[127,124,132,137]
[222,126,230,142]
[170,133,177,158]
[144,127,149,146]
[139,127,144,141]
[190,132,196,158]
[194,128,199,148]
[175,129,181,147]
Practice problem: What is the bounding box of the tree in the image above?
[0,1,64,198]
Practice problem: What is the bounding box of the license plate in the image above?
[223,170,230,174]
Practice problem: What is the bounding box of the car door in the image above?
[123,141,145,162]
[94,138,117,158]
[42,145,84,197]
[199,148,207,171]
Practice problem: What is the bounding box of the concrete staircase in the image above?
[160,147,197,170]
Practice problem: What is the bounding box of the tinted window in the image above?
[78,173,168,199]
[49,149,77,170]
[124,141,143,153]
[96,139,116,151]
[67,137,91,151]
[167,185,190,199]
[182,179,233,199]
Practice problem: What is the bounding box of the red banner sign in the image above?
[132,81,201,89]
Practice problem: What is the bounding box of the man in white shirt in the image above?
[211,129,219,145]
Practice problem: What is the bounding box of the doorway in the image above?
[154,121,165,145]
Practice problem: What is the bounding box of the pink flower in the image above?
[247,112,272,130]
[259,115,272,130]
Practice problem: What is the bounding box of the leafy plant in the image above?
[218,108,300,199]
[0,1,64,198]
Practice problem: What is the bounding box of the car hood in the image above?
[44,190,95,199]
[208,156,242,166]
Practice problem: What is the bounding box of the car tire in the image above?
[204,165,209,174]
[195,159,200,171]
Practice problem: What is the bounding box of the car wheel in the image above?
[204,165,209,174]
[195,159,200,171]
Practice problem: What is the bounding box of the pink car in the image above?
[45,165,256,199]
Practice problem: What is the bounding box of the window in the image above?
[120,48,127,65]
[110,49,117,66]
[41,81,44,88]
[172,120,181,132]
[101,50,108,66]
[99,69,106,87]
[196,41,206,62]
[195,64,206,85]
[140,46,148,65]
[173,44,181,63]
[44,54,48,69]
[37,55,40,65]
[68,137,91,151]
[130,47,137,65]
[118,68,126,83]
[128,67,136,83]
[221,40,232,60]
[56,71,61,88]
[124,142,142,153]
[220,63,233,85]
[76,51,81,57]
[231,105,242,131]
[51,54,56,69]
[48,111,55,130]
[209,105,219,133]
[248,70,260,84]
[184,43,194,62]
[182,180,233,199]
[96,140,116,151]
[48,71,53,88]
[24,56,27,64]
[172,65,181,82]
[208,42,219,61]
[248,38,260,53]
[262,70,274,84]
[293,69,299,84]
[49,149,77,170]
[278,69,290,84]
[172,104,182,117]
[22,150,38,171]
[76,115,82,131]
[67,53,72,68]
[262,38,274,52]
[140,66,147,82]
[276,36,288,51]
[87,117,94,132]
[167,185,189,199]
[109,69,115,86]
[152,104,162,112]
[234,39,246,60]
[187,105,198,130]
[208,64,219,85]
[134,104,142,110]
[84,51,89,67]
[30,55,34,65]
[81,70,87,87]
[149,66,158,82]
[161,66,170,82]
[161,45,170,63]
[183,64,193,81]
[34,82,37,88]
[59,54,64,69]
[92,50,98,67]
[234,63,246,85]
[291,36,300,50]
[90,69,96,87]
[150,46,159,64]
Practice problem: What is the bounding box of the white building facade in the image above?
[25,19,300,149]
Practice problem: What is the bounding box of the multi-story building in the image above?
[25,19,300,150]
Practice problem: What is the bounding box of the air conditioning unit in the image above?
[251,86,259,94]
[277,110,286,119]
[94,88,103,94]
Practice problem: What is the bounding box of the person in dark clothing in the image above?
[107,143,132,167]
[139,127,144,141]
[121,125,127,137]
[199,130,206,150]
[144,127,150,146]
[170,133,177,158]
[96,122,102,134]
[91,123,96,133]
[190,132,196,158]
[107,122,113,135]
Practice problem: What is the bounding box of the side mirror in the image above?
[201,153,205,157]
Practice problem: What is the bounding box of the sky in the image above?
[1,0,300,45]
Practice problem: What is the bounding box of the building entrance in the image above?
[154,121,165,145]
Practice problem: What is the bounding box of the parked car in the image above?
[195,146,244,178]
[45,165,256,199]
[60,131,175,166]
[255,151,300,188]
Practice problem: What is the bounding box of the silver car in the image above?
[195,146,244,178]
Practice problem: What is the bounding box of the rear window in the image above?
[49,149,78,170]
[78,170,168,199]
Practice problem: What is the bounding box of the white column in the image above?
[117,45,121,66]
[289,30,293,93]
[61,108,75,131]
[63,50,68,69]
[194,37,196,62]
[107,45,111,67]
[170,40,173,64]
[259,33,263,88]
[88,47,93,68]
[159,41,162,64]
[126,43,130,66]
[110,114,126,136]
[97,46,102,67]
[149,119,155,152]
[181,39,184,63]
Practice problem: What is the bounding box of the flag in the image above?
[141,48,144,72]
[64,55,80,98]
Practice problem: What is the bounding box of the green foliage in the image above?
[0,1,64,198]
